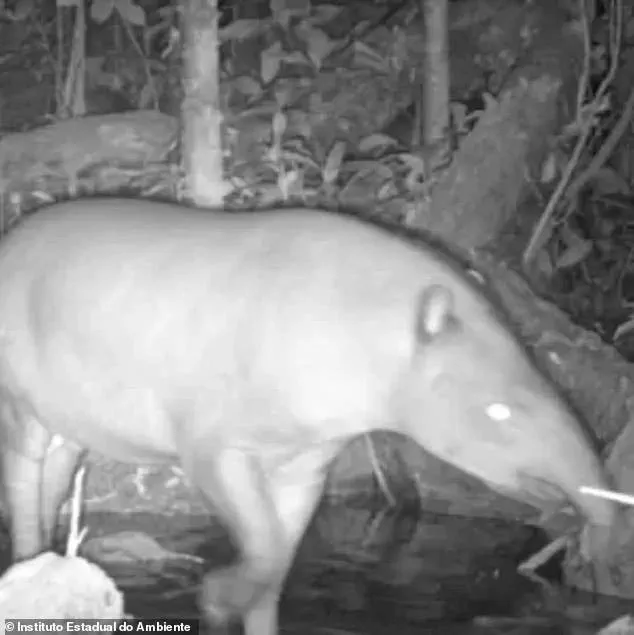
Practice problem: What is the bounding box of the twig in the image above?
[118,12,159,109]
[522,0,623,268]
[363,433,396,507]
[361,507,390,550]
[522,108,594,267]
[565,84,634,202]
[66,465,88,557]
[575,0,592,118]
[580,485,634,507]
[518,534,570,572]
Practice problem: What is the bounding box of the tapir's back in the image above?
[0,199,456,459]
[0,198,496,365]
[0,198,441,313]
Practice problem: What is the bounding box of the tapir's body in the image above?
[0,198,618,633]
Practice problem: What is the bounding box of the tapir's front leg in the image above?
[3,447,45,560]
[0,414,52,561]
[0,408,84,561]
[187,443,331,635]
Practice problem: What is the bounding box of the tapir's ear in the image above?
[416,284,455,339]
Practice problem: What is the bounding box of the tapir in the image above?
[0,198,619,633]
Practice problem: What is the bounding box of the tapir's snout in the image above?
[482,375,619,546]
[421,387,619,562]
[516,470,615,529]
[544,416,615,528]
[510,403,619,564]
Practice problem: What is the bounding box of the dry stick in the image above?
[576,0,624,115]
[66,465,88,557]
[522,0,623,268]
[586,0,623,110]
[522,110,594,268]
[519,535,570,573]
[364,433,396,507]
[575,0,593,118]
[518,484,634,583]
[580,485,634,507]
[565,84,634,204]
[522,0,593,267]
[118,12,158,108]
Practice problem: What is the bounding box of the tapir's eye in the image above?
[486,402,512,421]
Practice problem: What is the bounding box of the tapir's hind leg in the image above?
[187,444,331,635]
[40,439,84,551]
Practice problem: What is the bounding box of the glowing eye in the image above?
[486,403,512,421]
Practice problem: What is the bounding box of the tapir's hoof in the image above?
[200,564,272,624]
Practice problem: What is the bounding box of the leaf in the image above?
[533,250,553,278]
[90,0,115,23]
[626,13,634,40]
[614,318,634,341]
[590,167,632,196]
[138,83,155,109]
[114,0,145,26]
[277,169,304,200]
[280,50,312,66]
[351,19,371,36]
[281,149,318,170]
[272,8,291,29]
[236,103,278,120]
[271,0,309,13]
[85,56,105,75]
[396,153,427,172]
[540,152,558,184]
[272,110,287,139]
[219,19,266,43]
[258,184,284,206]
[555,239,592,269]
[401,154,428,190]
[261,42,284,83]
[298,25,336,69]
[351,41,389,73]
[307,4,342,25]
[230,76,263,99]
[358,134,399,153]
[323,141,346,185]
[450,102,468,131]
[271,0,310,24]
[273,84,295,108]
[481,92,498,111]
[13,0,34,19]
[349,162,395,182]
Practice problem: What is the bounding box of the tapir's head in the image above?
[402,282,617,546]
